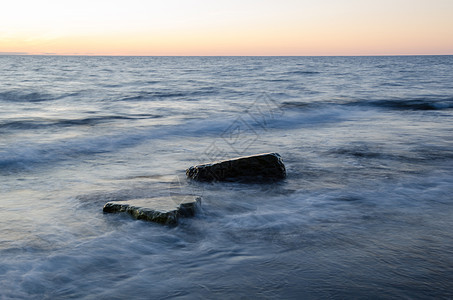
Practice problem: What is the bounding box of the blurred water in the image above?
[1,56,453,299]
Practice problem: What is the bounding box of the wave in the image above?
[328,144,453,163]
[379,82,404,87]
[0,90,81,102]
[261,78,293,82]
[336,96,453,111]
[0,133,144,170]
[281,101,312,109]
[284,71,320,76]
[120,92,187,101]
[282,97,453,111]
[0,119,218,169]
[2,94,450,171]
[329,145,384,159]
[0,115,162,130]
[0,108,347,170]
[362,98,453,111]
[119,88,219,102]
[0,91,54,102]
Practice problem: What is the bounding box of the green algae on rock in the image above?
[103,196,201,225]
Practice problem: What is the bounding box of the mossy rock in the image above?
[103,196,201,225]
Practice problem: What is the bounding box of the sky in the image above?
[0,0,452,56]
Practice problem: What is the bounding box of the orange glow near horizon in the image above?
[1,0,453,56]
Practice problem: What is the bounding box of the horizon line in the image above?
[1,53,452,57]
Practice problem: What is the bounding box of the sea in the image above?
[1,55,453,299]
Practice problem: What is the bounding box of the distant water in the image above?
[1,56,453,299]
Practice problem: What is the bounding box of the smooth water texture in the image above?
[1,56,453,299]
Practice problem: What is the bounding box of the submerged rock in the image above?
[186,152,286,182]
[103,196,201,225]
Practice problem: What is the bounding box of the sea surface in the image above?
[1,56,453,299]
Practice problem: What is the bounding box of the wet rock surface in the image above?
[103,196,201,225]
[186,153,286,182]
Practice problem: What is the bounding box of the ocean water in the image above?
[1,55,453,299]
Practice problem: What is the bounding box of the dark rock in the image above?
[103,196,201,225]
[186,152,286,182]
